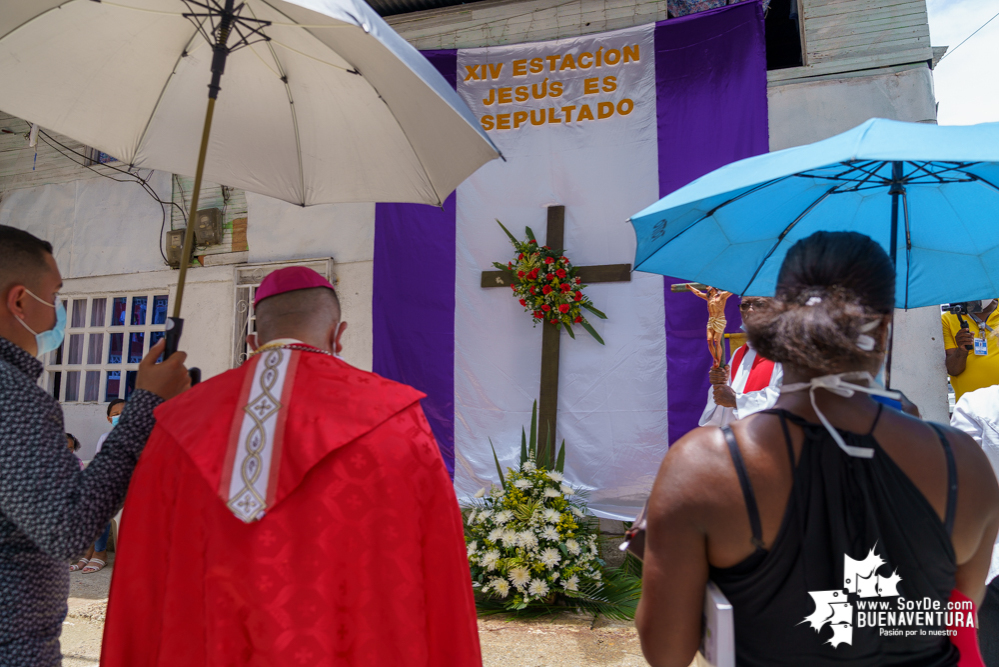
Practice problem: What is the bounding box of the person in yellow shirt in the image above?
[943,299,999,401]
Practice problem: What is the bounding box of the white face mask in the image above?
[982,299,995,311]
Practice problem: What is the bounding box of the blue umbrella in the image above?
[629,119,999,309]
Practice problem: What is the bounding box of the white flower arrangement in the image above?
[465,453,603,610]
[466,401,641,618]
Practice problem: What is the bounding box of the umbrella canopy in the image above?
[0,0,499,207]
[630,119,999,309]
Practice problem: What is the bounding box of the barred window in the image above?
[43,293,169,403]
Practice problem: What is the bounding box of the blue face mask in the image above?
[16,288,66,357]
[111,415,121,427]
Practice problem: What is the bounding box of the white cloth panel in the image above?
[453,24,665,520]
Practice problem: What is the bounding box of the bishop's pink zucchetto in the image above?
[253,267,336,307]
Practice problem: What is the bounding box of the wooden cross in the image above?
[481,205,631,468]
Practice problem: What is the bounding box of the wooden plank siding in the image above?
[799,0,931,67]
[0,112,133,195]
[170,175,249,260]
[387,0,667,50]
[0,111,247,260]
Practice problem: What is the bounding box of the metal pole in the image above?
[885,161,904,388]
[165,1,235,361]
[171,97,216,320]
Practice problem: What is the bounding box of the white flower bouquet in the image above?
[464,402,640,618]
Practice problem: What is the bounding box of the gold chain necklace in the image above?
[248,342,334,359]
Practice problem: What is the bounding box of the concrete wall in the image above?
[891,306,949,424]
[767,65,937,151]
[387,0,666,49]
[56,265,234,460]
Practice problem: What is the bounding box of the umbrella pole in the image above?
[165,98,217,359]
[165,0,236,361]
[885,161,904,388]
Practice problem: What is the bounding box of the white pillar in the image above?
[890,306,948,423]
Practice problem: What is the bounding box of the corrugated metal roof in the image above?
[368,0,491,17]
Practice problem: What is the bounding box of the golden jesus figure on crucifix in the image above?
[689,285,732,368]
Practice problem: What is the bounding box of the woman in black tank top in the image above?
[636,232,999,667]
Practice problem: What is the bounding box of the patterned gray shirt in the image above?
[0,336,162,666]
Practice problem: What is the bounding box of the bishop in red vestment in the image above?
[101,268,481,667]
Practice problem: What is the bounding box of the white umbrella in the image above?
[0,0,499,354]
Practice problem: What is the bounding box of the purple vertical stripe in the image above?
[654,2,769,443]
[422,49,459,89]
[373,49,458,475]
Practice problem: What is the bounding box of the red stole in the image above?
[730,345,777,393]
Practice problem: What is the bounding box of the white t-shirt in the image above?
[950,384,999,583]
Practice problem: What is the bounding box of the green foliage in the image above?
[489,438,506,490]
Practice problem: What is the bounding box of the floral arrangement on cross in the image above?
[493,221,607,344]
[464,402,641,619]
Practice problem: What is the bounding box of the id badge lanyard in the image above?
[970,313,995,356]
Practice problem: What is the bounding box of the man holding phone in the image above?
[0,225,190,667]
[943,298,999,401]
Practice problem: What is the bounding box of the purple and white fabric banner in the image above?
[374,2,767,519]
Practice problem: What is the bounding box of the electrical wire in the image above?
[937,9,999,64]
[36,129,187,265]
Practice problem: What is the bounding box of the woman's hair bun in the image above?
[744,232,894,376]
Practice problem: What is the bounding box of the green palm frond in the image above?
[567,568,643,621]
[528,400,538,462]
[489,438,506,490]
[496,219,520,245]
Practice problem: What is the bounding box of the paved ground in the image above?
[63,552,114,667]
[61,553,657,667]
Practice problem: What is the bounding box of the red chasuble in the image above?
[101,347,480,667]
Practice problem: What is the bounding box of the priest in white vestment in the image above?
[699,298,782,427]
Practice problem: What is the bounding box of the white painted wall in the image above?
[0,171,172,279]
[767,65,937,151]
[243,195,376,371]
[891,306,949,423]
[0,176,377,452]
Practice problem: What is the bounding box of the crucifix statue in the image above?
[688,285,732,368]
[480,205,631,468]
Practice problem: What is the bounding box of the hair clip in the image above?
[856,319,880,351]
[805,296,822,306]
